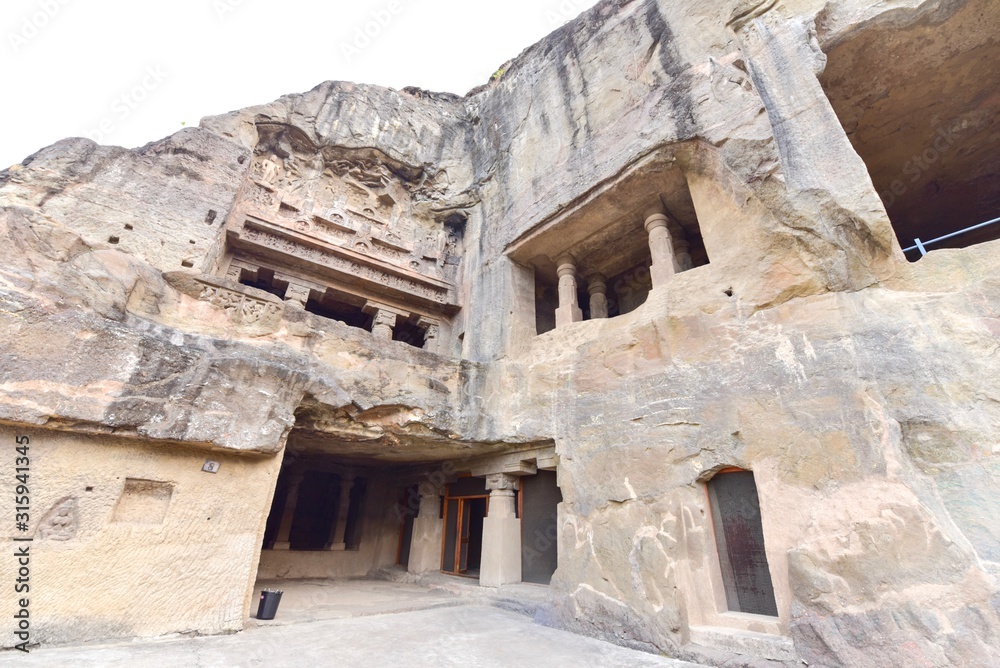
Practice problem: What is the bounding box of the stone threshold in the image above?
[687,625,796,662]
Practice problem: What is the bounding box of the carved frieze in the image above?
[237,220,455,309]
[247,181,278,213]
[196,277,283,325]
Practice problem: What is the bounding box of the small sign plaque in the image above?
[202,460,221,474]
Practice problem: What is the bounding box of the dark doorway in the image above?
[392,318,427,348]
[521,470,562,584]
[343,477,367,550]
[288,471,340,551]
[238,266,289,299]
[707,469,778,617]
[305,291,372,329]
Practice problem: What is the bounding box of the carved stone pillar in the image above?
[408,481,445,574]
[363,302,405,340]
[480,473,522,587]
[553,255,583,328]
[225,263,243,282]
[327,474,355,551]
[417,316,441,354]
[272,469,305,551]
[284,283,311,308]
[668,222,694,272]
[587,274,609,319]
[645,213,677,289]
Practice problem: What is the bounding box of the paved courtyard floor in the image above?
[0,578,706,667]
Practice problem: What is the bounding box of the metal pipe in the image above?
[903,215,1000,254]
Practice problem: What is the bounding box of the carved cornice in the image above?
[229,216,459,314]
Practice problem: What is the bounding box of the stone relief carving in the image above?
[38,497,78,541]
[247,182,277,212]
[196,279,283,325]
[251,153,282,186]
[231,123,462,310]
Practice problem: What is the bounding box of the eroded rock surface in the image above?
[1,0,999,665]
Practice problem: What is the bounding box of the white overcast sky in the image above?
[1,0,601,169]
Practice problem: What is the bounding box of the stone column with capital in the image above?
[417,317,440,354]
[326,474,355,551]
[480,473,522,587]
[553,255,583,328]
[587,274,609,319]
[371,310,397,339]
[363,302,404,340]
[645,213,677,289]
[408,481,445,574]
[272,469,305,550]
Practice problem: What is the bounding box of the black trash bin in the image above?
[256,589,283,620]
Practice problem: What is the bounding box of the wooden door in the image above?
[458,499,473,572]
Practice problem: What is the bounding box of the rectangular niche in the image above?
[111,479,175,525]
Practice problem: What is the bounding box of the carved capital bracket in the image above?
[416,316,441,353]
[364,301,407,340]
[285,282,312,307]
[485,473,521,493]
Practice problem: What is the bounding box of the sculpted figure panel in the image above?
[196,279,283,325]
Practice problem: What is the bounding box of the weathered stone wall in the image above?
[0,426,281,645]
[513,241,1000,665]
[0,130,245,275]
[1,0,998,664]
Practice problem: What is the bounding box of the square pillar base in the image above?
[408,516,444,574]
[480,515,522,587]
[554,305,583,329]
